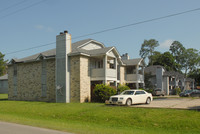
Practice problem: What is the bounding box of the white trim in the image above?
[77,40,105,49]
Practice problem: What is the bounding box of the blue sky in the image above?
[1,0,200,61]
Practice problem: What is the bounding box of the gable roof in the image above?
[9,39,112,64]
[122,58,144,66]
[69,47,113,56]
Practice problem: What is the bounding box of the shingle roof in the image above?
[71,39,93,51]
[0,74,8,80]
[69,47,113,56]
[10,39,110,63]
[15,48,56,62]
[122,58,143,66]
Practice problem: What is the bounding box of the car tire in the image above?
[126,99,132,106]
[146,97,151,104]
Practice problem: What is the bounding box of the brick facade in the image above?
[8,59,56,102]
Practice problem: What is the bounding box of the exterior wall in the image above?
[8,59,56,102]
[70,56,80,102]
[120,66,125,84]
[0,80,8,93]
[80,56,90,102]
[70,55,91,103]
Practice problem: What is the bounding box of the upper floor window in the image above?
[126,66,136,74]
[13,64,17,76]
[95,60,103,68]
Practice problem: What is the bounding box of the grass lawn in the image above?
[0,94,8,100]
[0,95,199,134]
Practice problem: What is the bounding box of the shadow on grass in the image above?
[0,98,8,101]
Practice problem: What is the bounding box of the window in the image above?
[13,64,17,76]
[126,66,136,74]
[13,64,17,96]
[95,60,103,68]
[135,91,145,95]
[41,60,47,97]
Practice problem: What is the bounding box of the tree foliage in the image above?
[139,39,159,65]
[169,41,186,71]
[117,83,130,94]
[182,48,200,76]
[0,52,7,76]
[152,52,178,71]
[188,69,200,86]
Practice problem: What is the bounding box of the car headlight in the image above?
[120,97,124,100]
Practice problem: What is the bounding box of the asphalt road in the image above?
[0,121,72,134]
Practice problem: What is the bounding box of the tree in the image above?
[182,48,200,76]
[0,52,7,76]
[148,51,161,66]
[152,52,178,71]
[169,41,186,71]
[139,39,159,65]
[188,69,200,86]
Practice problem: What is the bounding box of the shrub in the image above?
[93,84,117,102]
[117,83,130,94]
[174,87,181,95]
[142,88,153,93]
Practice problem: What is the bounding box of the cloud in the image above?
[35,25,44,30]
[35,25,54,32]
[159,39,174,49]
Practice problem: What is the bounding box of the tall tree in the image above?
[169,41,185,71]
[188,69,200,86]
[152,52,178,71]
[0,52,7,76]
[139,39,159,65]
[182,48,200,76]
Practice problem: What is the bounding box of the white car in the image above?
[108,90,153,106]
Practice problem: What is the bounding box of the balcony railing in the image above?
[91,68,117,78]
[125,74,144,82]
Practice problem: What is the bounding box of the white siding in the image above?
[81,42,102,50]
[107,51,115,58]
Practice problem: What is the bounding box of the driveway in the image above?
[0,121,72,134]
[131,97,200,110]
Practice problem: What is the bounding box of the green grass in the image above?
[0,98,199,134]
[0,94,8,100]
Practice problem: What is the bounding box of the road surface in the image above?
[0,121,72,134]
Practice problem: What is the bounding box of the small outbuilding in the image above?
[0,74,8,94]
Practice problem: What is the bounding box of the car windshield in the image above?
[121,91,135,95]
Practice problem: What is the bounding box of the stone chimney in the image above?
[121,53,129,60]
[56,30,71,103]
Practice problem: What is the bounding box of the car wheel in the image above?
[146,97,151,104]
[126,99,132,106]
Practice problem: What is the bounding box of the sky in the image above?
[0,0,200,62]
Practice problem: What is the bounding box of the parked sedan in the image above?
[190,90,200,97]
[179,90,193,97]
[108,90,153,106]
[152,88,165,96]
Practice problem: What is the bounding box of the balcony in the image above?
[125,74,144,82]
[91,68,117,80]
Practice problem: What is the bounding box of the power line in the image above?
[0,0,27,13]
[5,42,56,55]
[0,0,46,20]
[5,7,200,55]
